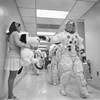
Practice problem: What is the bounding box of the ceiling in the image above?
[15,0,98,50]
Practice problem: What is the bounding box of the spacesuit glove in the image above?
[38,36,46,40]
[82,56,87,63]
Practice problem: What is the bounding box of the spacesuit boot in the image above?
[60,71,71,96]
[75,72,94,99]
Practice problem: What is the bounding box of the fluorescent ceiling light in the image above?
[38,45,47,47]
[37,32,55,36]
[40,40,48,43]
[37,9,69,19]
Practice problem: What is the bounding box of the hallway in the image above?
[13,69,100,100]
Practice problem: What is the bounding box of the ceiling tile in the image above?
[49,24,60,29]
[37,28,57,33]
[26,27,36,32]
[71,1,95,13]
[77,0,98,2]
[37,18,63,25]
[67,12,85,19]
[25,23,36,28]
[37,24,60,29]
[56,26,65,33]
[36,0,76,11]
[28,31,37,36]
[16,0,35,8]
[19,8,36,17]
[22,17,36,24]
[37,24,48,29]
[58,24,65,30]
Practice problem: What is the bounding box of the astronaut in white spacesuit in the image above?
[38,20,93,98]
[48,43,61,85]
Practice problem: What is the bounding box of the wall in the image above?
[77,22,85,47]
[0,0,26,99]
[84,1,100,87]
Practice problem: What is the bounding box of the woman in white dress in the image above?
[5,21,30,100]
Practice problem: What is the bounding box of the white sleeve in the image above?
[48,32,63,44]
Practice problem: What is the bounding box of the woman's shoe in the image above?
[13,96,19,100]
[17,66,23,74]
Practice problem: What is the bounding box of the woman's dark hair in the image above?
[6,21,21,41]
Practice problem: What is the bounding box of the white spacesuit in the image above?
[48,43,60,85]
[38,20,93,98]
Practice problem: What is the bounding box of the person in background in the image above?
[4,21,30,100]
[48,43,62,86]
[38,20,93,99]
[44,50,51,69]
[34,49,42,75]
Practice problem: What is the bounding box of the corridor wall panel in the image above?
[77,22,85,47]
[84,0,100,88]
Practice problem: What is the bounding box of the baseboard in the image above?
[71,74,100,91]
[88,82,100,91]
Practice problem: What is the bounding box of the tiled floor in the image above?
[14,69,100,100]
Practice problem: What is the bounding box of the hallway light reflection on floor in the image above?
[38,82,48,94]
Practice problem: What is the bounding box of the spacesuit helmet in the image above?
[65,20,76,34]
